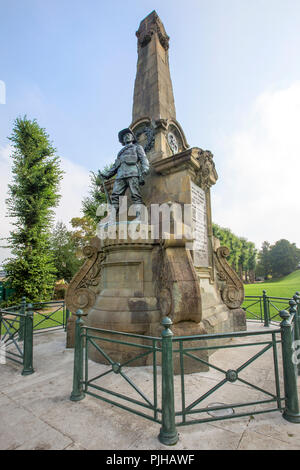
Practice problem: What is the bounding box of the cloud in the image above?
[212,81,300,249]
[55,158,90,226]
[0,144,13,265]
[0,146,90,265]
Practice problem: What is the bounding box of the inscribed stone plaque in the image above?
[191,181,209,267]
[102,261,143,293]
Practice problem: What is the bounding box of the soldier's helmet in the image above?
[118,128,137,145]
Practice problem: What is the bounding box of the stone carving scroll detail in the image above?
[214,246,244,309]
[65,242,105,314]
[196,149,218,190]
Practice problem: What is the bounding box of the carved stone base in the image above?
[65,219,246,375]
[83,229,160,364]
[229,308,247,331]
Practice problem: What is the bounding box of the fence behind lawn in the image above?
[242,290,300,326]
[0,298,70,374]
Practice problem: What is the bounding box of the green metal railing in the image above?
[0,297,70,373]
[243,291,300,376]
[174,328,283,427]
[70,304,300,446]
[1,299,69,339]
[70,310,162,425]
[31,300,69,334]
[0,300,34,375]
[242,290,300,326]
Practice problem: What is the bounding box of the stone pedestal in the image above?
[65,218,246,372]
[86,229,160,364]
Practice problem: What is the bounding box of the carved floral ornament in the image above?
[65,241,105,313]
[133,123,155,153]
[167,132,179,155]
[195,149,218,190]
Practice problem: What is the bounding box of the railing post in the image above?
[0,309,3,362]
[0,309,2,341]
[279,309,300,423]
[22,303,34,376]
[65,307,70,332]
[158,316,178,446]
[70,309,87,402]
[293,293,300,376]
[262,290,270,327]
[18,297,26,342]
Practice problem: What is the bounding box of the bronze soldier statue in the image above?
[99,128,150,215]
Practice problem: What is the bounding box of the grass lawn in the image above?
[244,270,300,299]
[243,270,300,323]
[32,307,65,331]
[1,304,65,336]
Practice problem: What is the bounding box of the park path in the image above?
[1,324,300,450]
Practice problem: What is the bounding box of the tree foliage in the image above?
[256,239,300,279]
[81,172,106,224]
[47,170,109,282]
[69,216,96,258]
[82,163,114,225]
[4,117,63,302]
[49,222,83,282]
[255,241,272,278]
[212,224,257,282]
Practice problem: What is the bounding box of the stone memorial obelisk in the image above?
[66,11,246,371]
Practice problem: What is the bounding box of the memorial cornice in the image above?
[151,148,200,175]
[152,147,218,189]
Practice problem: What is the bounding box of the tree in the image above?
[269,239,300,277]
[69,216,96,258]
[82,172,107,224]
[256,239,300,279]
[212,223,257,282]
[49,222,83,282]
[81,163,115,225]
[256,241,272,279]
[247,242,257,283]
[238,238,250,282]
[4,116,63,302]
[58,168,111,275]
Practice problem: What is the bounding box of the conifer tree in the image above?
[4,117,63,302]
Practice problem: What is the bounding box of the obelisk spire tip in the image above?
[133,12,175,122]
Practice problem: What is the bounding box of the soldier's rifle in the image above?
[92,171,112,205]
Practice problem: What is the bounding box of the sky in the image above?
[1,0,300,264]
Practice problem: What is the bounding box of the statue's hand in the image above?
[94,171,104,186]
[142,166,150,176]
[98,170,108,180]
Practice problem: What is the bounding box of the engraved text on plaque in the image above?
[191,181,209,267]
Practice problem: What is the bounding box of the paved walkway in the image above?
[1,323,300,450]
